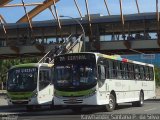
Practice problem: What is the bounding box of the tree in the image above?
[155,66,160,87]
[0,57,39,87]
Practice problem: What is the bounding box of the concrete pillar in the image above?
[90,24,100,51]
[1,82,3,90]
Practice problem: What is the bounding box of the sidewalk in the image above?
[0,90,8,106]
[0,90,6,93]
[0,90,6,96]
[0,98,8,106]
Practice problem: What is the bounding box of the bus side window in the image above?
[98,65,106,80]
[149,67,154,81]
[140,66,144,80]
[138,65,141,80]
[98,65,106,87]
[134,64,140,80]
[120,62,124,79]
[112,61,117,78]
[145,66,149,80]
[131,64,135,80]
[143,66,146,81]
[125,63,129,80]
[128,64,131,80]
[105,60,110,79]
[123,63,127,79]
[117,61,122,79]
[123,63,128,79]
[109,60,113,78]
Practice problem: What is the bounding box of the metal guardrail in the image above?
[38,33,83,64]
[0,90,6,95]
[38,50,50,63]
[38,34,73,63]
[65,34,83,54]
[49,34,83,64]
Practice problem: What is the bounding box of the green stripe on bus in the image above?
[7,92,33,100]
[13,63,38,68]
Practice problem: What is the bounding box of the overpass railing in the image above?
[38,34,73,63]
[38,34,83,64]
[49,34,83,64]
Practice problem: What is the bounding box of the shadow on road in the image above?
[1,101,158,117]
[17,104,136,117]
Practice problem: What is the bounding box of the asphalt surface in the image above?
[0,99,160,120]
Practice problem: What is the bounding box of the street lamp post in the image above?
[59,15,85,52]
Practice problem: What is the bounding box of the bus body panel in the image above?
[53,52,156,108]
[36,84,54,105]
[6,63,54,107]
[54,91,110,105]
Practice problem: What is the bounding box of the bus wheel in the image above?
[115,103,119,109]
[105,94,116,112]
[137,91,144,107]
[26,105,33,111]
[50,100,54,109]
[132,92,144,107]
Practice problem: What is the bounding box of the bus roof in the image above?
[10,63,54,69]
[96,53,154,67]
[56,52,154,67]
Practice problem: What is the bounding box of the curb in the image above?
[0,90,7,96]
[0,93,6,96]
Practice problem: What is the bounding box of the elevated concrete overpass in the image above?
[100,40,160,54]
[0,12,160,58]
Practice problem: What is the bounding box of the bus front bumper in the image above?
[54,93,109,105]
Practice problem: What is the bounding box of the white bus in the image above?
[6,63,54,111]
[53,52,155,112]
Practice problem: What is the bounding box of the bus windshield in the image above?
[7,67,38,92]
[54,62,97,91]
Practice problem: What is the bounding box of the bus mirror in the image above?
[94,77,98,80]
[85,68,92,72]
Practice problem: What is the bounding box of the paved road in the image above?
[0,100,160,120]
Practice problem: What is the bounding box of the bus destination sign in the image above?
[15,68,37,74]
[59,55,87,61]
[56,54,95,63]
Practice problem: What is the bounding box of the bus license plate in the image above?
[68,98,77,103]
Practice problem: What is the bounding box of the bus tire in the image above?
[137,91,144,107]
[26,105,33,111]
[105,94,116,112]
[50,100,54,109]
[115,103,119,109]
[132,91,144,107]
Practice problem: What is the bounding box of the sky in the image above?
[0,0,159,23]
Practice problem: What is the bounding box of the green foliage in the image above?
[0,57,39,83]
[155,66,160,87]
